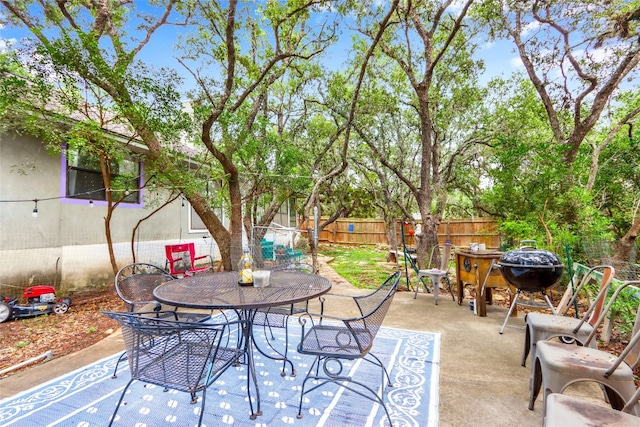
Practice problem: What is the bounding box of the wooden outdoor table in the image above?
[153,270,332,420]
[455,249,515,317]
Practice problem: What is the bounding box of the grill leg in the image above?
[499,289,522,334]
[542,291,557,315]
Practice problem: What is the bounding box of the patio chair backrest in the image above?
[429,243,455,271]
[268,262,317,314]
[350,271,401,353]
[270,262,316,274]
[602,283,640,375]
[557,264,615,326]
[353,271,401,317]
[582,280,640,358]
[165,243,195,275]
[115,263,174,312]
[104,311,238,391]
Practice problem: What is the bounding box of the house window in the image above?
[65,148,141,203]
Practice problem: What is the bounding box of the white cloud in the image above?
[521,21,541,36]
[0,37,16,53]
[510,56,524,68]
[575,46,613,64]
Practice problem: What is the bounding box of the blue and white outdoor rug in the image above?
[0,323,440,427]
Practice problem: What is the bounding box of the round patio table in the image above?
[153,270,332,419]
[153,270,331,310]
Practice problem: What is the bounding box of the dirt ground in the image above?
[0,288,125,377]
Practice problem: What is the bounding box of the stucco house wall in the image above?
[0,131,215,293]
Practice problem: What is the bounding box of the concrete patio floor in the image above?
[0,274,609,426]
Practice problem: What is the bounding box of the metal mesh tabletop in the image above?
[153,271,332,310]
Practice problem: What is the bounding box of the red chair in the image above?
[164,243,213,277]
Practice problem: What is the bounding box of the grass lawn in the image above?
[318,244,399,289]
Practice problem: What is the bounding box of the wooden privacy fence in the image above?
[304,218,501,248]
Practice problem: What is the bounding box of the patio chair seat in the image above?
[544,389,640,426]
[414,243,455,304]
[298,323,374,357]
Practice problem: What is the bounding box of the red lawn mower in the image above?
[0,285,72,323]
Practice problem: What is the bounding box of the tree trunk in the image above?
[614,212,640,263]
[419,216,441,268]
[98,153,119,275]
[186,192,233,271]
[104,212,117,275]
[384,217,398,262]
[414,89,440,269]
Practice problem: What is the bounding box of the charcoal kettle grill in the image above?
[494,247,564,334]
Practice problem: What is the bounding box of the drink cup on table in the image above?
[253,270,271,288]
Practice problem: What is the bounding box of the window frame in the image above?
[60,145,144,208]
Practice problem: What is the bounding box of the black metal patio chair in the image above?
[104,311,246,427]
[295,271,401,426]
[114,262,175,312]
[111,262,211,378]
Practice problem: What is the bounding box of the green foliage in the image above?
[0,53,64,142]
[608,286,640,338]
[476,75,622,255]
[495,220,540,249]
[586,103,640,239]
